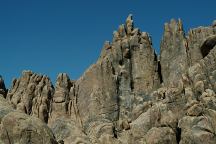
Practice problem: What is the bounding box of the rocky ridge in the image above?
[0,15,216,144]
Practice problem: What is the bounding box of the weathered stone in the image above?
[0,97,13,123]
[50,118,90,144]
[0,94,57,144]
[125,14,134,35]
[6,70,54,123]
[1,16,216,143]
[144,127,177,144]
[49,73,72,125]
[0,111,57,144]
[160,19,189,87]
[186,103,203,116]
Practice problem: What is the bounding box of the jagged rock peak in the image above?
[126,14,133,24]
[113,14,138,42]
[55,73,71,89]
[164,18,184,33]
[103,41,111,50]
[2,17,216,144]
[102,15,153,61]
[6,70,54,123]
[160,18,188,87]
[52,73,72,110]
[125,14,134,34]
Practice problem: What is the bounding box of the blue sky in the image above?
[0,0,215,87]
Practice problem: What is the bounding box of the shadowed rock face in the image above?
[0,76,7,98]
[1,16,216,144]
[200,35,216,57]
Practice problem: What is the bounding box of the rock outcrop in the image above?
[160,19,189,87]
[73,14,161,143]
[0,77,57,144]
[6,71,54,123]
[0,16,216,144]
[49,73,72,123]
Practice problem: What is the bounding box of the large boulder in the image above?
[0,112,57,144]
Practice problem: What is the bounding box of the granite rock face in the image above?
[0,80,57,144]
[6,71,54,123]
[160,19,189,87]
[1,16,216,144]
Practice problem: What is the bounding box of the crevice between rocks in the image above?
[176,126,181,144]
[158,61,163,84]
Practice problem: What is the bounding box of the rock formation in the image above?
[0,84,57,144]
[0,15,216,143]
[6,70,54,123]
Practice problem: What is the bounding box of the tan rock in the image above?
[1,16,216,143]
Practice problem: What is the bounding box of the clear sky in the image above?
[0,0,215,87]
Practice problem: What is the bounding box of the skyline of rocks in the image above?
[0,15,216,143]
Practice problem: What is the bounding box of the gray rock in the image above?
[144,127,177,144]
[160,19,189,87]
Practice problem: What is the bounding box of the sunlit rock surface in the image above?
[1,16,216,144]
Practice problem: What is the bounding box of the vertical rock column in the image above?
[115,15,160,122]
[114,15,134,121]
[160,19,189,87]
[49,73,72,124]
[130,31,160,95]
